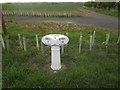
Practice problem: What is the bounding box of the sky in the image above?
[1,0,118,3]
[1,0,94,3]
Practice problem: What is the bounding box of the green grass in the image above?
[84,7,119,17]
[2,3,83,17]
[2,3,83,11]
[2,3,119,17]
[2,22,119,88]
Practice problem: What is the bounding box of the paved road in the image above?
[4,9,118,30]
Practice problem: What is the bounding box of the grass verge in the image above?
[2,22,119,88]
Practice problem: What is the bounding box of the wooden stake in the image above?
[79,32,82,53]
[117,35,120,44]
[36,34,39,50]
[105,33,110,46]
[92,31,96,46]
[18,34,22,49]
[89,34,93,51]
[66,32,68,46]
[105,33,110,50]
[23,36,26,51]
[0,34,5,49]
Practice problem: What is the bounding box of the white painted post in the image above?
[92,31,96,46]
[20,12,22,16]
[5,11,6,15]
[27,12,29,16]
[39,13,41,17]
[66,32,68,36]
[0,34,5,49]
[117,35,120,44]
[48,13,50,17]
[89,34,93,51]
[64,13,66,17]
[66,32,68,45]
[36,34,39,50]
[61,32,68,54]
[23,36,26,51]
[33,12,34,16]
[79,32,82,53]
[105,33,110,51]
[105,33,110,46]
[18,34,22,49]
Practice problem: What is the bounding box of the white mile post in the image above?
[18,34,22,49]
[42,34,69,71]
[36,34,39,50]
[79,32,82,53]
[89,34,93,51]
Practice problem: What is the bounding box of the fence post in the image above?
[23,36,26,51]
[0,34,5,49]
[89,34,93,51]
[18,34,23,49]
[66,32,68,46]
[79,32,82,53]
[33,12,34,16]
[36,34,39,50]
[117,35,120,44]
[105,33,110,49]
[92,31,96,46]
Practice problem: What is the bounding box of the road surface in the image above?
[4,9,118,29]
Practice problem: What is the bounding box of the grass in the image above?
[2,3,83,17]
[2,3,83,11]
[2,22,119,88]
[2,3,119,17]
[84,7,119,17]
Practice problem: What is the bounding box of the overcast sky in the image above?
[1,0,118,3]
[1,0,94,3]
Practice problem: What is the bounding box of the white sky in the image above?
[1,0,94,3]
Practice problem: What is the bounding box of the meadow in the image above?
[2,3,118,17]
[2,3,83,17]
[2,21,119,88]
[84,6,119,17]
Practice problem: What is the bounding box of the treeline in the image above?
[84,2,119,9]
